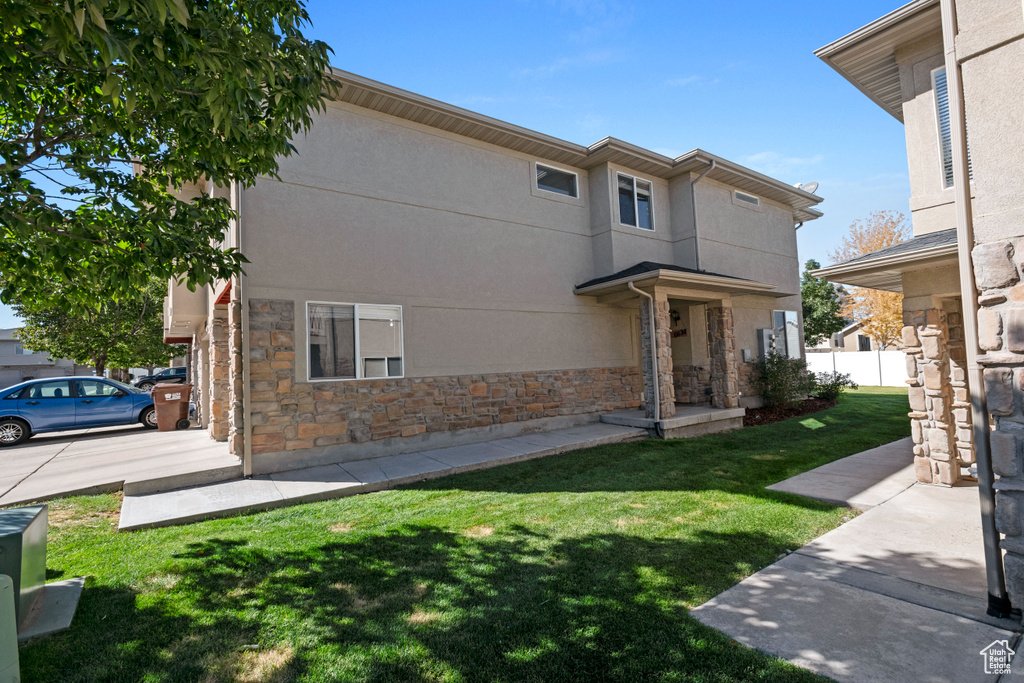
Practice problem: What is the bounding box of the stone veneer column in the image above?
[639,293,675,420]
[946,305,975,467]
[227,281,244,456]
[902,308,959,485]
[706,303,739,409]
[970,241,1024,603]
[208,308,230,442]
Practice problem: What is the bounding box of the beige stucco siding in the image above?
[242,102,640,381]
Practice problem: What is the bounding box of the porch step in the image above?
[602,405,746,438]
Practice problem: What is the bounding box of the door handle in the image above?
[25,401,39,405]
[80,400,94,404]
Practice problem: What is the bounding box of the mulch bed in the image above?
[743,397,837,427]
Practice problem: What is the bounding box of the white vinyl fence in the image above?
[805,350,909,388]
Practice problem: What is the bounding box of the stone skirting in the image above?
[247,299,643,461]
[673,364,711,404]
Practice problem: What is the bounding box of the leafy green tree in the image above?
[14,278,184,376]
[801,259,847,347]
[1,0,334,309]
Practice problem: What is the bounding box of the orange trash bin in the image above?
[152,383,193,431]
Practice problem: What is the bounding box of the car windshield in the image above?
[106,379,143,394]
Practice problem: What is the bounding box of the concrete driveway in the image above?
[0,424,241,506]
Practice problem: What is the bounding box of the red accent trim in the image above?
[215,280,232,305]
[164,336,191,344]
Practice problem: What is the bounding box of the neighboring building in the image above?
[164,69,823,475]
[814,0,1024,605]
[0,328,92,388]
[807,321,904,353]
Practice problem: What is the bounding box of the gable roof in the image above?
[815,0,941,122]
[327,68,824,223]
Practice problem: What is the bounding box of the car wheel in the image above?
[0,418,29,446]
[138,382,154,391]
[140,406,158,429]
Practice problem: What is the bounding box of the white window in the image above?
[772,310,801,360]
[617,173,654,230]
[536,164,578,198]
[307,302,403,381]
[933,67,972,189]
[734,190,760,207]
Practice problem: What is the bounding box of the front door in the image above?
[73,379,134,427]
[17,380,76,431]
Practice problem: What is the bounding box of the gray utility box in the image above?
[0,506,47,631]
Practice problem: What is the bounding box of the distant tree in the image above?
[1,0,334,310]
[829,210,909,349]
[14,279,183,376]
[801,259,847,347]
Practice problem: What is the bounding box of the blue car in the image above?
[0,376,157,446]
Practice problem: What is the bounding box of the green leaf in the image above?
[87,2,107,32]
[73,7,86,36]
[167,0,189,26]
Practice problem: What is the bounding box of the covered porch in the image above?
[813,229,976,485]
[575,261,788,438]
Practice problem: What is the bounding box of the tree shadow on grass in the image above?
[19,526,828,682]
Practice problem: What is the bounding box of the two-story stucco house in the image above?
[814,0,1024,613]
[0,328,92,389]
[164,69,823,477]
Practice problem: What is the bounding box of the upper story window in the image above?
[933,67,972,189]
[308,302,404,381]
[536,164,578,198]
[618,173,653,230]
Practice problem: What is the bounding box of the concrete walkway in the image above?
[119,422,646,531]
[767,436,918,510]
[693,438,1022,683]
[0,425,240,507]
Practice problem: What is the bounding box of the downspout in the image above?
[690,160,716,271]
[940,0,1011,618]
[629,281,660,426]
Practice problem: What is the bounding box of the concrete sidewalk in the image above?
[119,422,646,531]
[693,439,1022,682]
[0,425,240,507]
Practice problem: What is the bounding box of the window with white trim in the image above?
[933,67,972,189]
[308,302,403,380]
[536,164,578,197]
[617,173,654,230]
[772,310,801,360]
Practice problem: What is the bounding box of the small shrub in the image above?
[752,352,817,410]
[814,371,858,401]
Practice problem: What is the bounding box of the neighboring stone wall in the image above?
[673,364,711,404]
[706,304,740,409]
[639,294,675,419]
[247,299,643,458]
[970,241,1024,602]
[903,308,963,485]
[209,309,230,442]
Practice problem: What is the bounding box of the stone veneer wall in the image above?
[209,309,230,442]
[639,294,676,419]
[706,305,740,409]
[673,364,711,404]
[902,308,969,486]
[247,299,643,458]
[970,241,1024,603]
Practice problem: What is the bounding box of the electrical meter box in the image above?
[0,506,47,632]
[756,328,777,360]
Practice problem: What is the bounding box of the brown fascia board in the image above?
[814,0,940,122]
[326,68,823,216]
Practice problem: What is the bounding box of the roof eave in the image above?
[574,269,783,298]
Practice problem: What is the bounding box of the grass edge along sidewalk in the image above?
[19,387,909,682]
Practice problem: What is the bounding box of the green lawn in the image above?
[19,387,909,682]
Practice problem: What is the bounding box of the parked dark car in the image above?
[0,377,156,446]
[133,366,187,391]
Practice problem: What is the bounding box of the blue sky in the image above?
[0,0,910,328]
